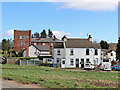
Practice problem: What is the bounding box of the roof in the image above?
[102,49,115,53]
[31,38,63,43]
[65,38,101,49]
[35,45,50,51]
[53,43,64,48]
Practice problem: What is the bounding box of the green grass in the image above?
[2,64,119,88]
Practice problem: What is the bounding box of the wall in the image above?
[14,30,31,57]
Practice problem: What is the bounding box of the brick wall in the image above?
[14,30,31,57]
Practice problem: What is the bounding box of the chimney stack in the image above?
[38,37,41,40]
[88,35,92,42]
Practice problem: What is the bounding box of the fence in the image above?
[20,59,40,66]
[7,58,19,64]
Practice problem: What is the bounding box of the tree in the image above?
[41,29,47,38]
[2,39,8,52]
[48,29,53,38]
[116,37,120,61]
[34,32,39,38]
[100,40,109,49]
[32,34,34,38]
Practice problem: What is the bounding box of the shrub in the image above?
[39,60,43,66]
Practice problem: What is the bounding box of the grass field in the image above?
[1,64,120,88]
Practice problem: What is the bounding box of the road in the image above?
[0,79,44,88]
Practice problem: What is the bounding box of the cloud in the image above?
[2,0,119,11]
[59,0,118,11]
[5,29,14,36]
[79,33,84,36]
[52,31,71,39]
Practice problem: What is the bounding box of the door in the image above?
[81,59,84,68]
[76,59,79,68]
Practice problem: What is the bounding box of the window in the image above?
[86,59,90,63]
[57,58,60,63]
[70,49,74,55]
[48,59,52,62]
[86,49,89,55]
[95,49,98,55]
[27,35,29,38]
[51,43,53,46]
[70,59,74,65]
[111,53,113,56]
[21,42,25,46]
[43,43,45,45]
[34,43,37,45]
[57,50,61,55]
[62,61,65,64]
[20,36,25,39]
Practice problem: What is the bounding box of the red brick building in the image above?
[14,30,31,57]
[14,30,63,57]
[31,37,63,54]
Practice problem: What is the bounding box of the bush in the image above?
[39,60,43,66]
[44,61,50,66]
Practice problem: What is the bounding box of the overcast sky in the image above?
[1,0,119,43]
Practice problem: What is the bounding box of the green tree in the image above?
[32,34,34,38]
[2,39,8,52]
[116,37,120,61]
[48,29,53,38]
[41,29,47,38]
[34,32,39,38]
[100,40,109,49]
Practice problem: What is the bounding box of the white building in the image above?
[23,45,52,57]
[102,49,116,61]
[53,35,102,68]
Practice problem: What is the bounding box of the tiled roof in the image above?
[31,38,63,43]
[65,38,101,48]
[35,45,50,51]
[53,43,64,48]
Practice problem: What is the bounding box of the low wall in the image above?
[7,58,19,64]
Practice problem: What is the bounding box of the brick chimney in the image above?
[62,35,67,42]
[38,37,41,40]
[54,35,57,41]
[88,35,92,42]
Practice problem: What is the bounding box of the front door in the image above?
[76,59,79,68]
[81,59,84,68]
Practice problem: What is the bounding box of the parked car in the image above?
[84,63,94,70]
[100,58,111,71]
[112,65,120,71]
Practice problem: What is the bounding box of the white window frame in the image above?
[70,59,74,66]
[57,49,61,55]
[20,36,25,39]
[70,49,74,55]
[21,42,25,46]
[43,43,45,45]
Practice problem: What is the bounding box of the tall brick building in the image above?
[14,30,31,57]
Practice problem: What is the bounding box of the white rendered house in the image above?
[23,44,52,57]
[53,35,102,68]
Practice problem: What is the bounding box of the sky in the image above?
[1,0,119,43]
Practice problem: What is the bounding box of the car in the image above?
[112,65,120,71]
[84,63,95,70]
[100,59,111,71]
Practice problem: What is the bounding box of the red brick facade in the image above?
[14,30,31,57]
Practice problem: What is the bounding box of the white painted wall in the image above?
[53,48,102,68]
[23,45,51,57]
[107,51,116,61]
